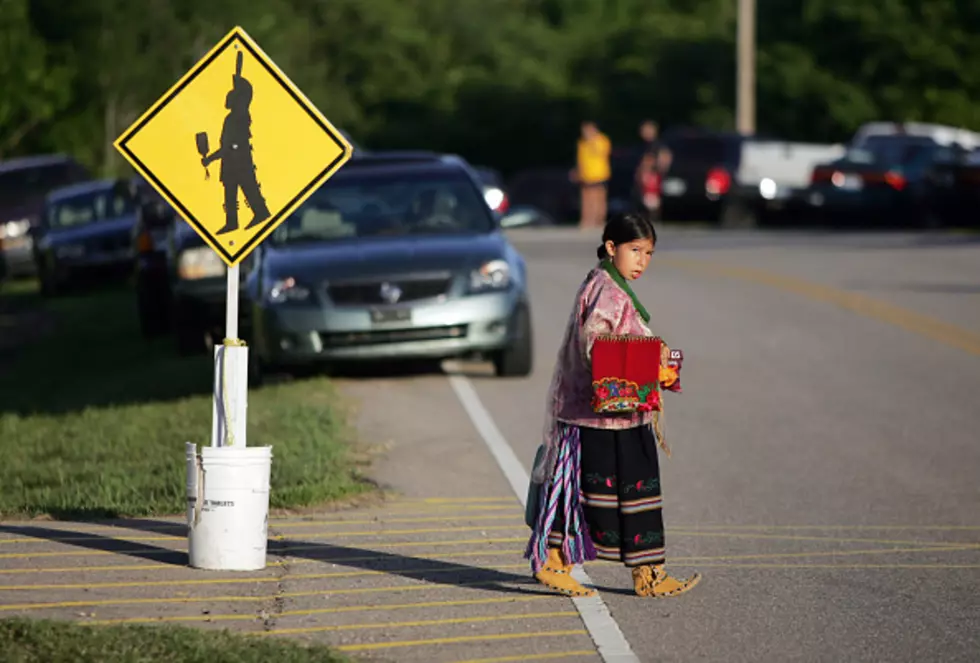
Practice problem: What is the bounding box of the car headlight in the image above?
[177,246,225,280]
[484,187,505,211]
[469,259,511,292]
[267,277,310,304]
[2,219,31,239]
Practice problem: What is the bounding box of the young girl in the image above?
[525,212,701,598]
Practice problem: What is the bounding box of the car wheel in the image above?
[39,261,61,298]
[174,303,208,356]
[248,349,266,387]
[719,200,757,229]
[136,281,171,338]
[493,304,533,378]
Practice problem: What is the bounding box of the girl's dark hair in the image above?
[595,212,657,260]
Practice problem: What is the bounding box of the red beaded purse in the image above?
[591,335,683,414]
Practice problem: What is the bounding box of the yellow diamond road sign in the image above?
[114,26,353,267]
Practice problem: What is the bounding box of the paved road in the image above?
[348,226,980,662]
[2,226,978,662]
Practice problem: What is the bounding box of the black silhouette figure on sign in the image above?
[198,49,271,235]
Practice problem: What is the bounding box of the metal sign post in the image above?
[113,26,352,571]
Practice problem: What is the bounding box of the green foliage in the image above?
[0,282,373,519]
[4,0,980,175]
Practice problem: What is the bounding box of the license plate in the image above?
[662,178,686,196]
[839,175,863,191]
[370,308,412,324]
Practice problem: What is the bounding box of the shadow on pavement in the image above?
[0,522,188,567]
[0,518,553,597]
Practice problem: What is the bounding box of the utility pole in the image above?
[736,0,756,135]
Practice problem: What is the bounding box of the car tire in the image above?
[137,282,171,338]
[248,350,266,387]
[719,200,757,229]
[493,304,533,378]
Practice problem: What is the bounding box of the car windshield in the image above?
[0,162,79,207]
[270,171,494,245]
[47,190,135,229]
[845,136,937,166]
[664,136,731,165]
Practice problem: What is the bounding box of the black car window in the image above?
[270,172,494,245]
[0,163,78,205]
[47,190,136,228]
[846,136,938,166]
[664,136,731,165]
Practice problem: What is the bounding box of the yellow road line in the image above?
[331,630,588,652]
[0,536,526,560]
[253,610,578,637]
[677,562,980,570]
[3,526,954,549]
[0,524,525,545]
[677,524,980,531]
[87,595,559,625]
[0,547,530,576]
[0,562,529,592]
[0,579,528,612]
[661,257,980,357]
[676,543,980,563]
[453,652,597,663]
[0,528,965,562]
[5,556,979,614]
[7,539,977,577]
[396,497,517,503]
[0,512,523,538]
[677,530,975,548]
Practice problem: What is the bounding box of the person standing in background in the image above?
[573,121,611,229]
[638,120,671,173]
[634,120,672,221]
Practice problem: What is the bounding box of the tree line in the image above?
[4,0,980,178]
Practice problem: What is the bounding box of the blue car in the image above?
[32,179,138,296]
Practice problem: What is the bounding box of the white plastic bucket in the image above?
[186,442,273,571]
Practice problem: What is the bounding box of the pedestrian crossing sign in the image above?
[114,26,353,267]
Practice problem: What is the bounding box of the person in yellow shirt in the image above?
[573,121,612,229]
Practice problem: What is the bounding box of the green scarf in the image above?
[600,258,650,323]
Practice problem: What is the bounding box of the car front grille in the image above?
[320,325,467,348]
[326,275,452,306]
[88,233,131,253]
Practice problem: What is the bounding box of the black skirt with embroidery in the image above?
[548,424,665,567]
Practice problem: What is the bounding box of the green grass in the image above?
[0,617,351,663]
[0,279,374,519]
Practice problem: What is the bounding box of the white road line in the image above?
[447,373,640,663]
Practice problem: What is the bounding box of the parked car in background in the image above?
[0,154,90,278]
[804,134,947,226]
[130,178,179,338]
[474,166,510,217]
[920,146,980,229]
[32,179,138,296]
[163,149,421,355]
[851,122,980,151]
[659,130,746,223]
[245,152,533,381]
[658,128,844,227]
[169,219,252,355]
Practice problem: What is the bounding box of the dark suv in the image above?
[0,155,90,278]
[660,130,746,223]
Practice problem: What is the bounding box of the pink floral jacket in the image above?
[532,265,656,482]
